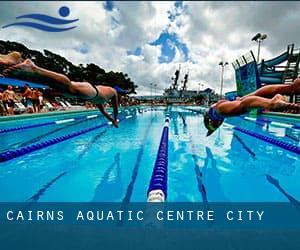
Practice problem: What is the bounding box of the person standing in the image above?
[22,84,34,113]
[0,89,7,116]
[31,88,39,113]
[3,85,16,115]
[37,89,44,112]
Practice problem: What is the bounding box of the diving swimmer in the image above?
[204,78,300,136]
[3,58,133,127]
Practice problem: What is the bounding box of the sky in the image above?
[0,1,300,95]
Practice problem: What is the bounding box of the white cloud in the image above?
[0,1,299,96]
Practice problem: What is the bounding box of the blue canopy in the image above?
[0,77,48,89]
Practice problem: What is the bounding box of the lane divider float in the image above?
[0,112,136,163]
[147,116,170,202]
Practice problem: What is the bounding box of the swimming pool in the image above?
[0,106,299,202]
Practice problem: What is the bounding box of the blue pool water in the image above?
[0,106,299,202]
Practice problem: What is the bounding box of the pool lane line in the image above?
[179,107,300,130]
[77,109,145,159]
[179,107,205,114]
[147,116,170,202]
[237,116,300,145]
[77,129,108,160]
[27,171,67,202]
[178,112,208,203]
[121,117,154,204]
[91,153,121,202]
[266,174,300,207]
[285,132,300,142]
[0,113,102,135]
[1,116,103,153]
[2,109,130,152]
[239,116,265,127]
[28,107,141,202]
[241,116,300,130]
[180,108,299,154]
[233,133,256,158]
[257,117,300,130]
[0,112,137,163]
[233,126,300,155]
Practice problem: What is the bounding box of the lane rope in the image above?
[147,116,170,202]
[0,112,136,163]
[234,126,300,155]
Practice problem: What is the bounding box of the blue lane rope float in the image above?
[234,126,300,155]
[0,113,136,163]
[0,113,101,134]
[147,116,170,202]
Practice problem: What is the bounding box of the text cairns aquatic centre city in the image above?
[4,209,265,222]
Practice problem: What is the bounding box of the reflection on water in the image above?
[202,147,227,201]
[92,153,123,202]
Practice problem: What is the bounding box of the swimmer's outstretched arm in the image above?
[96,104,118,128]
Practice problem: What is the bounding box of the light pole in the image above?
[154,84,157,101]
[219,61,228,99]
[251,33,267,63]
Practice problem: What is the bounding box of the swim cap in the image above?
[203,110,224,136]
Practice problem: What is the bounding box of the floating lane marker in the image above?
[241,116,300,129]
[269,121,293,129]
[55,118,75,124]
[0,113,100,134]
[0,113,135,163]
[244,117,257,122]
[87,115,98,119]
[257,117,300,130]
[147,116,170,202]
[234,126,300,155]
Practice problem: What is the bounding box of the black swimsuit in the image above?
[85,83,99,101]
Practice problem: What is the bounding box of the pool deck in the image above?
[262,111,300,121]
[1,108,299,123]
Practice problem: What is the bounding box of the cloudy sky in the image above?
[0,1,300,95]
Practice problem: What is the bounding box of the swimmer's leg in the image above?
[4,59,76,93]
[0,51,24,67]
[242,78,300,99]
[218,94,300,115]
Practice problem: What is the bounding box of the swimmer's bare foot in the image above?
[0,52,23,67]
[3,59,37,76]
[291,78,300,93]
[112,119,119,128]
[270,94,300,113]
